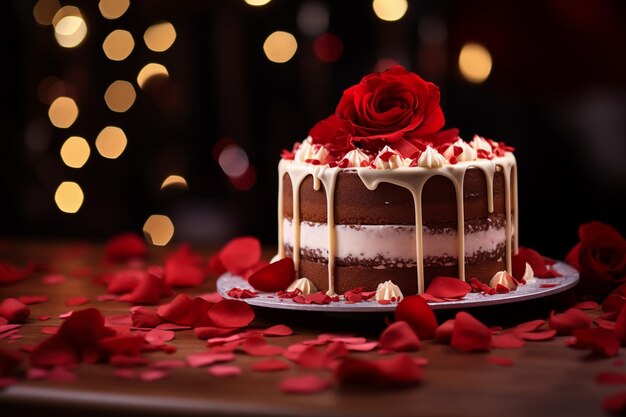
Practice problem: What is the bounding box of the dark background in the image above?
[2,0,625,260]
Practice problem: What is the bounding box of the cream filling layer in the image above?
[283,219,506,263]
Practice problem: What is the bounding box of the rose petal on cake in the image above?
[248,258,295,292]
[293,292,332,305]
[138,369,169,382]
[259,324,293,337]
[395,295,438,340]
[145,329,175,346]
[574,301,599,310]
[0,298,30,323]
[186,351,235,368]
[419,293,446,303]
[514,319,546,333]
[226,288,258,299]
[164,244,207,287]
[207,299,254,329]
[157,294,211,327]
[379,321,420,352]
[218,237,261,275]
[251,358,291,372]
[491,333,526,349]
[208,364,242,377]
[105,233,147,263]
[486,356,515,367]
[451,311,491,352]
[240,336,283,357]
[516,330,556,341]
[548,308,592,335]
[335,354,423,387]
[17,295,48,305]
[435,319,455,343]
[425,277,472,299]
[279,374,332,394]
[572,328,620,357]
[42,274,66,285]
[596,372,626,385]
[131,307,163,328]
[65,296,89,307]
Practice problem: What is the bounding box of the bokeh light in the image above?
[263,31,298,63]
[53,7,87,48]
[297,1,329,37]
[137,63,169,89]
[143,215,174,246]
[372,0,408,22]
[54,181,84,213]
[48,96,78,128]
[143,22,177,52]
[244,0,272,6]
[218,145,249,177]
[98,0,130,20]
[33,0,61,26]
[95,126,127,159]
[459,43,493,84]
[102,30,134,61]
[161,175,188,190]
[104,80,136,113]
[230,166,257,191]
[418,15,447,45]
[60,136,90,168]
[37,76,73,105]
[313,33,343,62]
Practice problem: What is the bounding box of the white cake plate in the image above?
[216,260,579,312]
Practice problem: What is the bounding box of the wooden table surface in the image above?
[0,240,618,417]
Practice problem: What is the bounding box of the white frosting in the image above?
[489,270,518,290]
[522,262,535,283]
[283,219,509,264]
[341,148,370,168]
[470,135,493,155]
[286,277,317,295]
[444,139,478,162]
[373,146,407,170]
[294,137,331,165]
[375,280,403,301]
[417,146,447,168]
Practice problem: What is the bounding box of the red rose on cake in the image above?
[566,221,626,297]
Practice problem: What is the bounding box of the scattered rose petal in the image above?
[379,321,420,352]
[105,233,147,263]
[59,311,73,319]
[395,295,438,340]
[42,274,66,285]
[514,247,561,278]
[157,294,210,327]
[240,336,283,356]
[114,369,136,380]
[105,270,143,294]
[0,347,22,376]
[17,295,48,305]
[208,299,254,328]
[251,358,291,372]
[548,308,592,335]
[131,307,163,328]
[491,333,525,349]
[65,296,89,307]
[152,360,186,369]
[294,346,327,369]
[603,391,626,416]
[335,354,423,387]
[279,374,332,394]
[118,274,172,305]
[0,262,33,284]
[38,315,51,321]
[516,330,557,341]
[41,326,59,335]
[259,324,293,337]
[425,277,471,299]
[435,319,455,343]
[596,372,626,385]
[208,364,242,377]
[145,329,175,346]
[451,311,491,352]
[574,301,599,310]
[293,292,332,305]
[199,292,224,304]
[344,342,379,352]
[572,328,620,357]
[139,369,168,382]
[515,320,546,333]
[186,351,235,368]
[227,288,258,299]
[248,258,295,292]
[0,298,30,323]
[218,237,262,275]
[164,244,207,287]
[195,327,239,340]
[47,366,77,382]
[486,356,515,367]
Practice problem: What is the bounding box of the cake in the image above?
[276,66,518,297]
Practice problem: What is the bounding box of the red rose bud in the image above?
[0,298,30,323]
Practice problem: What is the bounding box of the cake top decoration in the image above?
[281,66,514,168]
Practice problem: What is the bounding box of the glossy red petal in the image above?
[42,274,66,285]
[208,299,254,328]
[118,274,172,305]
[515,319,546,333]
[573,301,599,310]
[516,330,557,341]
[0,298,30,323]
[548,308,592,335]
[16,295,48,305]
[131,307,163,328]
[451,311,491,352]
[395,295,438,340]
[248,258,295,292]
[335,354,423,387]
[279,374,332,394]
[218,237,262,275]
[105,233,147,262]
[164,244,207,287]
[157,294,211,327]
[29,335,79,368]
[486,356,515,367]
[596,372,626,385]
[345,342,379,352]
[293,292,332,305]
[105,270,143,294]
[603,391,626,415]
[194,327,239,340]
[425,277,471,299]
[65,296,89,307]
[379,321,420,352]
[145,329,175,346]
[208,364,242,377]
[259,324,293,337]
[295,346,327,369]
[240,336,283,357]
[491,333,526,349]
[435,319,455,343]
[99,334,146,356]
[572,328,620,357]
[251,358,291,372]
[186,351,235,368]
[138,370,168,382]
[0,262,32,284]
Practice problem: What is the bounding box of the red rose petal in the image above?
[240,336,283,357]
[151,360,186,369]
[451,311,491,352]
[425,277,471,299]
[572,328,620,357]
[395,295,438,340]
[145,329,175,346]
[515,319,546,333]
[517,330,557,341]
[603,391,626,416]
[41,326,59,335]
[345,342,379,352]
[279,374,332,394]
[65,296,89,307]
[615,306,626,345]
[435,319,455,343]
[42,274,66,285]
[131,307,163,328]
[548,308,592,335]
[0,298,30,323]
[99,334,145,356]
[335,354,423,387]
[226,288,258,299]
[199,292,225,304]
[46,366,77,382]
[195,327,239,340]
[259,324,293,337]
[293,292,332,305]
[604,283,626,315]
[157,294,211,327]
[38,315,51,321]
[491,333,526,349]
[218,237,261,275]
[105,233,147,263]
[186,351,235,368]
[208,299,254,328]
[118,274,172,305]
[208,364,242,377]
[17,295,48,305]
[251,358,291,372]
[486,356,515,367]
[574,301,599,310]
[139,369,168,382]
[294,346,327,369]
[516,247,562,278]
[105,270,142,294]
[379,321,420,352]
[164,244,207,287]
[0,262,32,284]
[248,258,295,292]
[596,372,626,385]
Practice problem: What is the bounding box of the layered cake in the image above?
[276,66,518,296]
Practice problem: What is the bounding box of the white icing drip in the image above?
[417,146,447,168]
[287,277,317,295]
[341,148,370,168]
[444,139,478,162]
[375,280,403,301]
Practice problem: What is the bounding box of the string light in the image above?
[60,136,90,168]
[143,215,174,246]
[53,7,87,48]
[143,22,177,52]
[33,0,61,26]
[103,30,134,61]
[161,175,188,190]
[98,0,130,20]
[104,80,136,112]
[263,31,298,63]
[48,96,78,128]
[372,0,408,22]
[137,63,169,89]
[218,145,249,177]
[244,0,272,6]
[54,181,84,213]
[458,43,492,84]
[297,1,329,37]
[95,126,127,159]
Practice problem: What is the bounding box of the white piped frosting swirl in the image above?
[375,280,403,301]
[373,146,409,170]
[286,277,317,295]
[470,135,493,155]
[294,137,331,165]
[417,146,447,168]
[341,148,370,168]
[444,138,478,162]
